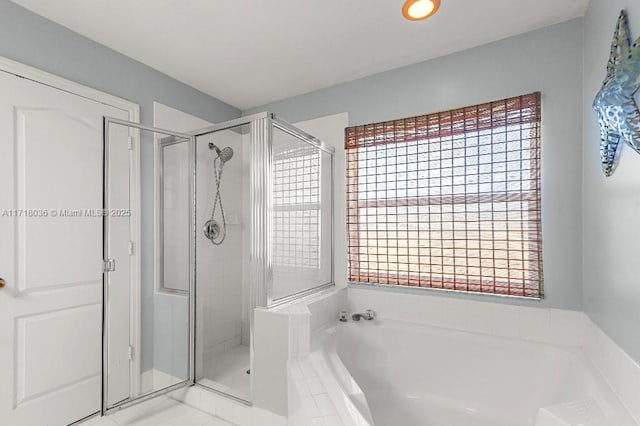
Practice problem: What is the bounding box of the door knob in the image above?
[0,278,5,289]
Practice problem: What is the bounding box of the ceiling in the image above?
[12,0,590,110]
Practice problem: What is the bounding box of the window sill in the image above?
[348,281,544,302]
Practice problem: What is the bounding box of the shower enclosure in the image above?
[101,112,334,413]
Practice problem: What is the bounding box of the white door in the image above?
[0,70,130,426]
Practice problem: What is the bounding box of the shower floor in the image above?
[201,344,250,401]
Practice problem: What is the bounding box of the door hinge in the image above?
[128,345,134,361]
[128,241,134,256]
[127,136,134,150]
[102,258,116,273]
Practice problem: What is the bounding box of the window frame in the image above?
[345,93,543,299]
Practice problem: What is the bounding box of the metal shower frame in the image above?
[101,112,335,415]
[188,112,336,309]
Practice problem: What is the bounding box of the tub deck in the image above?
[310,319,636,426]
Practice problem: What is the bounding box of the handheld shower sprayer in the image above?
[203,141,235,245]
[208,142,234,163]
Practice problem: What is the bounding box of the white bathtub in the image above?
[310,319,636,426]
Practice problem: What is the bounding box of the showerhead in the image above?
[208,142,234,163]
[217,146,234,163]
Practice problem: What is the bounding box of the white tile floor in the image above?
[81,396,232,426]
[203,344,250,400]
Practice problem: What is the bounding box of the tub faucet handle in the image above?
[352,309,376,321]
[338,311,348,322]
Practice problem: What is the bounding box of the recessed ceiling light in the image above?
[402,0,440,21]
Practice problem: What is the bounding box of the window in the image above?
[345,93,543,298]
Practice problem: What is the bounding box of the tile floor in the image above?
[81,396,232,426]
[203,344,251,400]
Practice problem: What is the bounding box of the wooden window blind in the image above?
[345,93,543,298]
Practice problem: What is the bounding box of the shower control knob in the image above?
[0,278,5,289]
[204,219,225,245]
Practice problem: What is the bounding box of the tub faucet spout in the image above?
[352,309,376,321]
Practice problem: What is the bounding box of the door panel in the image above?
[15,108,102,292]
[103,119,193,414]
[105,120,132,406]
[0,71,130,426]
[16,304,102,404]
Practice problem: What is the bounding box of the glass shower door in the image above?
[102,118,195,414]
[101,112,335,413]
[194,122,251,402]
[191,113,335,403]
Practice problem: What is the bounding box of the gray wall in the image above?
[583,0,640,363]
[247,19,585,311]
[0,1,240,125]
[0,0,241,373]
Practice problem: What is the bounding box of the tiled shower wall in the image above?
[196,130,246,361]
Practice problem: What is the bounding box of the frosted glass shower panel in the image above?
[271,126,333,302]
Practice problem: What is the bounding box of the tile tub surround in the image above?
[311,317,636,425]
[306,288,349,333]
[585,319,640,424]
[249,288,348,417]
[248,285,640,425]
[347,287,586,346]
[346,287,640,424]
[279,286,640,425]
[280,286,348,426]
[288,359,346,426]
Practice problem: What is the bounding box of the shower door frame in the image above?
[102,117,197,415]
[189,112,335,404]
[156,136,192,295]
[188,113,270,405]
[102,112,336,413]
[189,112,336,308]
